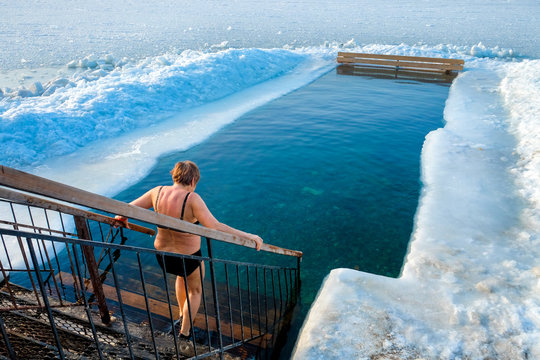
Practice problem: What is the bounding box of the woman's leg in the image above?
[180,261,205,337]
[175,276,187,319]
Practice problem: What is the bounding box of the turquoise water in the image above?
[114,69,450,357]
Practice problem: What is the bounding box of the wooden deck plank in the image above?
[337,57,462,71]
[337,52,464,74]
[337,51,465,64]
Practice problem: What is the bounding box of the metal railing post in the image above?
[74,215,111,325]
[158,253,181,359]
[224,264,234,344]
[0,314,16,359]
[105,247,135,359]
[206,237,224,358]
[25,237,65,359]
[263,269,269,333]
[296,257,302,300]
[255,267,262,334]
[136,253,160,360]
[246,267,254,338]
[235,264,245,342]
[70,243,105,360]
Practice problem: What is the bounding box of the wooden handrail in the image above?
[0,187,155,236]
[0,165,303,258]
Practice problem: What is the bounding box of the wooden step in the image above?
[58,272,273,348]
[89,258,286,329]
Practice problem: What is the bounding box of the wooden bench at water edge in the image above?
[337,52,464,74]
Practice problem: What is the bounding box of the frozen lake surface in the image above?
[0,0,538,73]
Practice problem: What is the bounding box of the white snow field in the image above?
[1,0,539,359]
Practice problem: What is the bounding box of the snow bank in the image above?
[0,49,311,170]
[293,59,540,359]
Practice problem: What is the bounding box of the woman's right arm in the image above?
[128,188,156,209]
[115,188,157,226]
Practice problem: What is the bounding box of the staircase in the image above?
[0,165,302,359]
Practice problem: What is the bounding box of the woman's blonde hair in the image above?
[171,161,200,186]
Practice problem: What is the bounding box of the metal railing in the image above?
[0,166,302,359]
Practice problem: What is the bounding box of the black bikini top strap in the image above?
[155,186,164,213]
[180,192,191,220]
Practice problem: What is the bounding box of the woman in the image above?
[116,160,263,339]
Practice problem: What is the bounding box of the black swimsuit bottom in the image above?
[155,187,201,278]
[156,249,202,278]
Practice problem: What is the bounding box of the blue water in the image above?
[113,69,450,357]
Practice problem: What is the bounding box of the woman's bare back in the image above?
[153,185,201,255]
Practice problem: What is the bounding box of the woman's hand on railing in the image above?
[248,234,263,251]
[114,215,128,228]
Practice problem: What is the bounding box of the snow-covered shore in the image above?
[293,60,540,359]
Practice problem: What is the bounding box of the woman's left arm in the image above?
[191,193,263,251]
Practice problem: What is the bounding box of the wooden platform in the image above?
[337,52,464,74]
